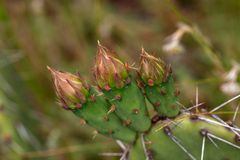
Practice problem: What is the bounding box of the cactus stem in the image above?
[108,129,113,135]
[200,136,206,160]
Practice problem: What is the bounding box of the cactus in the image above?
[48,67,136,143]
[48,42,240,160]
[93,42,151,132]
[139,49,180,118]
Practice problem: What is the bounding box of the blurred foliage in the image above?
[0,0,240,159]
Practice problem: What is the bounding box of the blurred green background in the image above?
[0,0,240,159]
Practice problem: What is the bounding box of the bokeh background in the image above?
[0,0,240,159]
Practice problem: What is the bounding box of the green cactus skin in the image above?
[103,80,151,133]
[144,75,180,118]
[129,114,240,160]
[72,87,137,143]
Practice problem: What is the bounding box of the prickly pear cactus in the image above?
[48,42,240,160]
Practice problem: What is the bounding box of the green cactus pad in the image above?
[72,87,137,143]
[103,80,151,132]
[144,75,180,117]
[129,114,240,160]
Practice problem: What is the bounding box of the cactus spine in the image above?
[48,42,240,160]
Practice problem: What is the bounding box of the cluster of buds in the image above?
[139,48,170,86]
[93,42,129,90]
[47,66,89,110]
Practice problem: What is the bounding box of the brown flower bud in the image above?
[139,48,167,85]
[47,66,89,109]
[93,41,128,89]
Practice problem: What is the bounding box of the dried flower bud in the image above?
[47,66,89,109]
[93,41,128,89]
[139,48,167,85]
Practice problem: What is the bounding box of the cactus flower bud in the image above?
[139,48,167,85]
[47,66,89,109]
[93,42,128,89]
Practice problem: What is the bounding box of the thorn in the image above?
[187,102,205,111]
[232,104,240,123]
[195,86,199,113]
[211,114,240,137]
[107,105,116,114]
[207,135,219,148]
[92,130,98,139]
[200,136,206,160]
[141,134,150,160]
[168,134,196,160]
[198,116,240,132]
[79,119,86,125]
[208,132,240,150]
[99,152,122,157]
[97,40,101,46]
[210,94,240,113]
[116,140,127,151]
